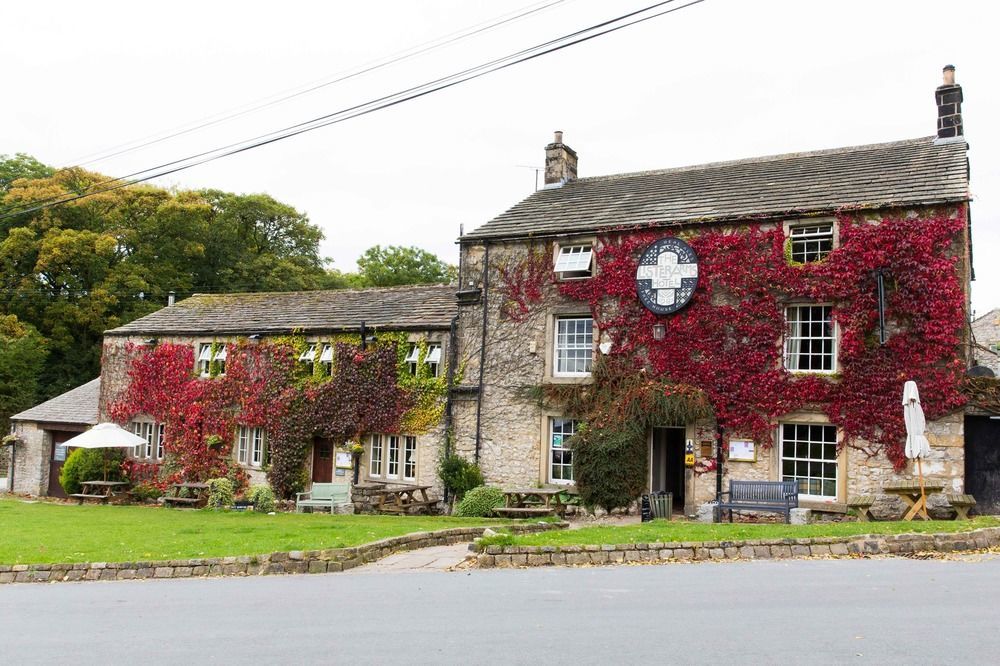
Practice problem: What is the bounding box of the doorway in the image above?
[651,427,686,510]
[965,415,1000,514]
[312,438,334,483]
[46,430,76,498]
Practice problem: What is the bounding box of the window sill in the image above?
[545,374,593,385]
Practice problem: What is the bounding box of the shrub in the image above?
[59,448,125,495]
[438,453,484,499]
[248,484,276,513]
[130,482,163,502]
[454,485,504,517]
[206,477,235,509]
[573,427,646,513]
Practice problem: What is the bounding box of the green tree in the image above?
[0,153,54,194]
[0,160,329,399]
[0,314,48,432]
[355,245,456,287]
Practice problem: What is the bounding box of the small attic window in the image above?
[554,244,593,279]
[788,223,834,263]
[404,344,421,376]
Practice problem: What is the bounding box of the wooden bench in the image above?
[71,480,129,504]
[491,506,553,517]
[296,483,351,513]
[69,493,112,503]
[373,485,440,515]
[716,480,798,524]
[946,493,976,520]
[847,495,876,522]
[162,482,209,508]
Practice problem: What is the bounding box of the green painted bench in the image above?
[296,483,351,513]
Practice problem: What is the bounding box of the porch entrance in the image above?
[651,427,686,511]
[46,430,76,498]
[965,415,1000,514]
[311,438,334,483]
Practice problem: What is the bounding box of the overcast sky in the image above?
[4,0,996,313]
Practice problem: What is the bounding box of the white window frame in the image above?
[318,344,333,374]
[251,428,265,468]
[779,422,839,501]
[404,344,421,376]
[131,421,143,458]
[213,345,227,375]
[787,222,835,264]
[156,424,165,460]
[386,435,401,479]
[554,316,594,377]
[236,426,249,465]
[548,418,577,484]
[554,243,594,280]
[403,436,417,481]
[299,343,317,365]
[197,343,213,377]
[783,304,837,374]
[425,344,442,378]
[369,434,384,477]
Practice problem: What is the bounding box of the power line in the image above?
[0,0,705,221]
[61,0,570,169]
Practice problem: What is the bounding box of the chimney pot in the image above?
[544,131,577,187]
[167,291,176,306]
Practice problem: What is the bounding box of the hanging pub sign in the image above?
[635,237,699,315]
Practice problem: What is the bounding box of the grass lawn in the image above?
[501,516,1000,547]
[0,499,511,565]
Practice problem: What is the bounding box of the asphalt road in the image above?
[3,556,999,665]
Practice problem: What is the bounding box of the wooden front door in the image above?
[312,439,334,483]
[965,415,1000,514]
[47,430,76,498]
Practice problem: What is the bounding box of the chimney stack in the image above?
[544,130,578,187]
[167,291,176,306]
[935,65,964,142]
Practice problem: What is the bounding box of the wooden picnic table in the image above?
[373,484,438,514]
[494,488,568,517]
[883,480,945,521]
[162,482,210,508]
[70,480,129,504]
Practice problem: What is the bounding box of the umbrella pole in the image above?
[916,457,929,521]
[103,449,108,482]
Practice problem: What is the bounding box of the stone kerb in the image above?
[0,521,566,585]
[474,526,1000,569]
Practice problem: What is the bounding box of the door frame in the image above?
[648,425,693,515]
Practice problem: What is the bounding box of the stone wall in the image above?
[475,526,1000,568]
[0,522,564,585]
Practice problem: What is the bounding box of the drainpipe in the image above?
[474,243,490,464]
[716,425,724,498]
[442,314,459,504]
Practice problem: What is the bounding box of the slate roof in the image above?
[11,378,100,425]
[463,137,970,241]
[105,285,457,336]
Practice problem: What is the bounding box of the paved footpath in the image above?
[352,543,472,573]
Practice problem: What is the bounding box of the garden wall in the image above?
[475,526,1000,568]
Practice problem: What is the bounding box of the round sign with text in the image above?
[635,237,699,315]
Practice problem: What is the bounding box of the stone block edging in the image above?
[474,526,1000,568]
[0,521,566,584]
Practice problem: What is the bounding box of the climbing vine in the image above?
[555,208,967,470]
[109,333,449,497]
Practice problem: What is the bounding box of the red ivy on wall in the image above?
[109,340,411,496]
[557,209,967,469]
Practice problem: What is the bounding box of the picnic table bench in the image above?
[847,495,876,522]
[716,480,798,523]
[882,480,945,521]
[946,493,976,520]
[70,480,129,504]
[296,482,351,513]
[373,484,439,514]
[162,482,209,508]
[493,488,568,518]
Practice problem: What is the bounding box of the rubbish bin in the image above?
[650,492,673,520]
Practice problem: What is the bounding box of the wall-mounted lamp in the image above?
[652,323,666,341]
[143,338,158,346]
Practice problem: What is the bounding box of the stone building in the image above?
[6,378,100,496]
[972,308,1000,375]
[451,68,974,517]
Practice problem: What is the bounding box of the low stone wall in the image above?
[475,526,1000,568]
[0,522,565,585]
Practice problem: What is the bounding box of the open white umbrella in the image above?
[903,381,932,520]
[62,423,146,481]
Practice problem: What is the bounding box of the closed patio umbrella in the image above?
[62,423,146,481]
[903,381,932,520]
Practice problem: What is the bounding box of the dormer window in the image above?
[404,344,421,376]
[554,243,593,280]
[425,344,442,378]
[788,223,834,263]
